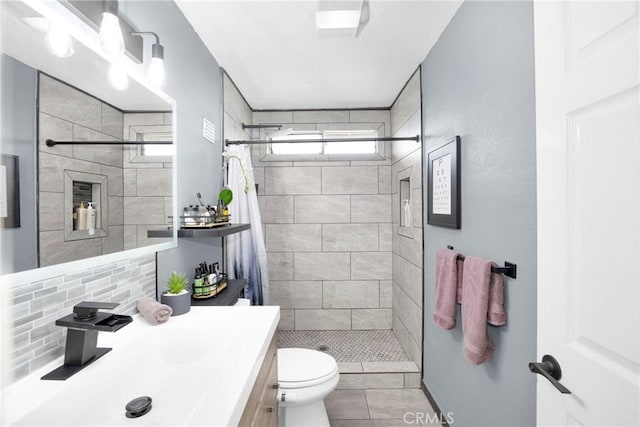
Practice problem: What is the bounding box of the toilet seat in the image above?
[278,348,339,388]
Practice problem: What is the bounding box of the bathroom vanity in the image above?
[2,307,279,426]
[239,334,278,426]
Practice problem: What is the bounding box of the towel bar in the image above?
[446,245,517,279]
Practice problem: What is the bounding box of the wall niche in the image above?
[398,166,413,238]
[64,170,108,241]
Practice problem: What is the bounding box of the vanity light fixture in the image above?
[132,31,166,88]
[22,16,50,33]
[46,21,75,58]
[99,1,125,56]
[23,16,74,58]
[108,61,129,91]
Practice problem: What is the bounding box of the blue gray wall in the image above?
[421,2,537,426]
[0,55,37,274]
[121,0,224,290]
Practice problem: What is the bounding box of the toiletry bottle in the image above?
[76,202,87,230]
[194,269,204,296]
[86,202,96,231]
[216,199,224,219]
[207,263,216,291]
[198,205,209,225]
[183,206,191,226]
[190,206,199,225]
[403,199,411,227]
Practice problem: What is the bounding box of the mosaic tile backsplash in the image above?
[7,253,155,384]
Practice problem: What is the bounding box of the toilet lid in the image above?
[278,348,338,387]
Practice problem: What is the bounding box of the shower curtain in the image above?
[223,145,269,305]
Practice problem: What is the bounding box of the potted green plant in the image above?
[160,272,191,316]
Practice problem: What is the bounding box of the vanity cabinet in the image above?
[239,334,278,427]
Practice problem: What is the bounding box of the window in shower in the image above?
[264,129,383,161]
[126,124,173,162]
[270,132,323,155]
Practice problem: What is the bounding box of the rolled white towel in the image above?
[137,297,172,325]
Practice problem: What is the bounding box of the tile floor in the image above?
[279,330,439,425]
[325,388,441,426]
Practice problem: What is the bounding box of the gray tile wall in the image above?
[38,75,124,266]
[390,70,423,369]
[223,74,252,145]
[6,253,155,384]
[121,112,173,249]
[253,109,393,330]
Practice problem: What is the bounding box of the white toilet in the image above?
[277,348,340,427]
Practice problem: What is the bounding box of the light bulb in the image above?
[108,62,129,91]
[46,21,74,58]
[99,12,125,56]
[148,57,166,88]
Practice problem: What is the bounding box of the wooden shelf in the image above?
[147,223,251,238]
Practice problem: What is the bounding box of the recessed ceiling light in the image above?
[315,10,361,30]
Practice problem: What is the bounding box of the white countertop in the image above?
[2,306,280,426]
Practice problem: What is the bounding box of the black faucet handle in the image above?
[73,301,119,319]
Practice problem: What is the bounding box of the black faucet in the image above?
[41,301,133,381]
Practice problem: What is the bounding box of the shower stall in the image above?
[222,70,424,387]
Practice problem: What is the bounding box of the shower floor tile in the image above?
[276,329,410,363]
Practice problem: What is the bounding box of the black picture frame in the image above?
[1,154,21,228]
[427,136,460,229]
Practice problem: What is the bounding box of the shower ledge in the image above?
[147,223,250,238]
[338,361,419,374]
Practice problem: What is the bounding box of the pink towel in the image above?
[137,297,172,325]
[488,268,506,326]
[456,258,464,304]
[461,256,506,364]
[433,248,463,330]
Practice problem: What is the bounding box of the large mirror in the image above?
[0,0,175,275]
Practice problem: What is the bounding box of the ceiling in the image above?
[176,0,462,110]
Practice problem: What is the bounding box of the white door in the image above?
[534,1,639,426]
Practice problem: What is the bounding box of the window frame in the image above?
[261,129,385,162]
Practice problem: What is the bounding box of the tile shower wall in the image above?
[223,74,253,144]
[6,253,155,383]
[390,70,423,368]
[252,109,393,330]
[38,74,124,266]
[121,112,173,250]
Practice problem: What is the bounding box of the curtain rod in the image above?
[241,123,283,130]
[225,135,420,145]
[46,139,173,147]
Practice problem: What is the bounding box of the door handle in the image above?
[528,354,572,394]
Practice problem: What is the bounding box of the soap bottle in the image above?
[194,269,204,296]
[75,202,87,230]
[86,202,96,231]
[403,199,411,227]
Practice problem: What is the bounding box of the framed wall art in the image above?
[427,136,460,229]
